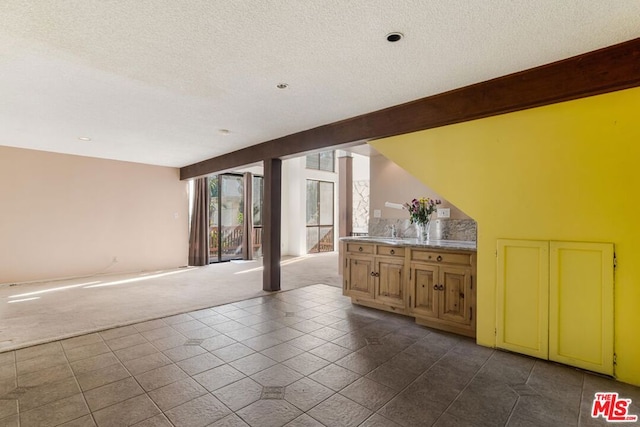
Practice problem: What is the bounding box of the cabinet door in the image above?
[375,257,405,307]
[549,241,614,376]
[439,266,473,326]
[496,240,549,359]
[409,263,438,319]
[345,255,374,299]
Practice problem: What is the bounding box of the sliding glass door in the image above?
[209,174,244,263]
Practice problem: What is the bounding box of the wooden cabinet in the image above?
[409,262,438,319]
[343,243,406,312]
[409,251,474,337]
[343,240,476,337]
[374,256,405,308]
[345,254,374,299]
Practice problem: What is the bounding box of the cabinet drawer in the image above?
[412,250,472,265]
[347,243,374,254]
[377,246,405,257]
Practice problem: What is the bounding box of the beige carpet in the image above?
[0,253,340,352]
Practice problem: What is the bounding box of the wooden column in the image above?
[263,159,282,291]
[338,154,353,238]
[242,172,253,260]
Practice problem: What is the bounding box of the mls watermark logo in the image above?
[592,392,638,422]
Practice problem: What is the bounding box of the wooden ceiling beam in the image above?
[180,37,640,180]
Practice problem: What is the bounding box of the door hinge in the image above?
[470,276,473,290]
[494,328,497,336]
[409,269,411,280]
[469,307,472,321]
[613,353,617,365]
[495,250,498,258]
[613,253,617,270]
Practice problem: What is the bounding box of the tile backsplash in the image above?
[368,218,477,241]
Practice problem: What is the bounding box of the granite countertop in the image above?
[340,236,477,251]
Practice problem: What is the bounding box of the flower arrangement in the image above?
[404,197,441,225]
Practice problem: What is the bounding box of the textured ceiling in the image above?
[1,1,639,167]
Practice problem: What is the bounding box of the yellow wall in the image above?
[370,87,640,386]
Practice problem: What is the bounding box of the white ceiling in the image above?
[1,1,639,168]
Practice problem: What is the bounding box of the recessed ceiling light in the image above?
[276,83,288,89]
[386,32,403,42]
[78,136,92,141]
[218,129,230,135]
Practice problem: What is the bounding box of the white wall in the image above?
[0,146,189,284]
[281,156,338,256]
[352,153,370,181]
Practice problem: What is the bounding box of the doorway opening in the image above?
[306,179,335,253]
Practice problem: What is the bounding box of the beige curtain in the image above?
[188,177,210,266]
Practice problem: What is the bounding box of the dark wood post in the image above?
[263,158,282,291]
[338,154,353,238]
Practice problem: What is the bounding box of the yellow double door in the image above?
[496,240,614,375]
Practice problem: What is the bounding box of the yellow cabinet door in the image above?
[496,239,549,359]
[409,262,439,319]
[549,241,614,375]
[346,255,374,299]
[375,257,405,308]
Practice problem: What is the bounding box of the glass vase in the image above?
[415,220,431,242]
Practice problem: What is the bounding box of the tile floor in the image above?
[0,284,638,427]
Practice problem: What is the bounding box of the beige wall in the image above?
[369,154,471,221]
[0,146,189,284]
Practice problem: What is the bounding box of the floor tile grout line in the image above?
[426,342,497,426]
[65,322,176,425]
[59,338,100,427]
[502,353,539,426]
[577,373,588,427]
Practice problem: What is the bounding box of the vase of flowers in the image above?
[404,197,441,242]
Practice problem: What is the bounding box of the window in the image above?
[306,151,335,172]
[306,180,334,253]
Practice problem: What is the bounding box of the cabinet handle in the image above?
[433,284,438,290]
[460,292,465,299]
[359,247,363,252]
[390,249,395,255]
[370,271,375,277]
[438,284,444,291]
[375,272,380,277]
[437,255,443,262]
